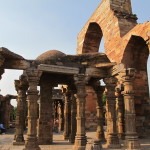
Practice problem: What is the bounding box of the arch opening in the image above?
[82,22,103,53]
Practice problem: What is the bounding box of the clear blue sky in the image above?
[0,0,149,106]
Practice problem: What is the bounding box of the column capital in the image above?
[74,74,90,86]
[15,75,29,92]
[121,68,136,95]
[120,68,136,79]
[104,77,118,86]
[26,69,42,83]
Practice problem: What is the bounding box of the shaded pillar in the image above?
[13,75,28,145]
[69,91,77,143]
[23,69,41,150]
[62,86,71,140]
[58,101,64,132]
[121,68,141,150]
[115,85,125,140]
[92,80,105,141]
[38,82,53,144]
[73,74,89,150]
[104,77,120,148]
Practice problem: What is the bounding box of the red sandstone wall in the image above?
[77,0,150,135]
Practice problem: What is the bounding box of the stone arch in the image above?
[82,22,103,53]
[122,35,149,70]
[122,35,150,136]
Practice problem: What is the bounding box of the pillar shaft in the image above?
[13,76,28,145]
[58,102,64,131]
[73,74,89,150]
[63,88,70,140]
[116,85,125,140]
[23,70,41,150]
[38,82,53,144]
[93,80,105,141]
[121,68,141,150]
[69,92,77,143]
[104,77,120,149]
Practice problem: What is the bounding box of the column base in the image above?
[73,145,86,150]
[13,140,25,145]
[24,137,41,150]
[73,135,87,150]
[118,133,125,140]
[38,137,53,145]
[106,134,121,149]
[23,147,41,150]
[125,136,141,150]
[63,133,69,140]
[96,131,106,142]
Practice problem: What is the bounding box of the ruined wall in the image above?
[85,86,97,130]
[77,0,150,136]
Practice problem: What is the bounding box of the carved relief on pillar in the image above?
[73,74,90,150]
[104,77,121,148]
[115,84,125,140]
[121,68,141,150]
[13,74,28,145]
[92,80,105,141]
[23,69,42,150]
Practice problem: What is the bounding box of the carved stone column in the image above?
[13,75,28,145]
[92,80,105,141]
[23,69,41,150]
[73,74,89,150]
[104,77,120,148]
[38,81,53,144]
[121,68,141,150]
[115,84,125,140]
[69,91,77,143]
[62,86,71,140]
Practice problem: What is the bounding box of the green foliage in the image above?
[102,93,106,105]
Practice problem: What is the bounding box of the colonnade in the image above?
[12,68,141,150]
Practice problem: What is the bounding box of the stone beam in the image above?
[86,67,107,78]
[38,64,79,75]
[95,62,116,68]
[109,63,125,76]
[3,59,30,70]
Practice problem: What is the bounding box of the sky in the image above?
[0,0,149,106]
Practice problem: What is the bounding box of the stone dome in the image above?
[36,50,66,63]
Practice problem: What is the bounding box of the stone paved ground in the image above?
[0,129,150,150]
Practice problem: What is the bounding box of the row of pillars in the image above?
[12,68,141,150]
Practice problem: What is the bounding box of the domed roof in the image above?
[36,50,66,63]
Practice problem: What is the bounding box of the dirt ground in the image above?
[0,129,150,150]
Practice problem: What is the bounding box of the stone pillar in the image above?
[58,101,64,132]
[73,74,89,150]
[38,81,53,144]
[92,80,105,141]
[13,75,28,145]
[104,77,120,148]
[121,68,141,150]
[115,84,125,140]
[23,69,41,150]
[69,91,77,143]
[62,86,71,140]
